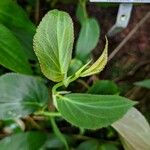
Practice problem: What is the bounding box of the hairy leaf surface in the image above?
[33,10,74,82]
[55,93,136,129]
[0,24,32,74]
[0,73,48,119]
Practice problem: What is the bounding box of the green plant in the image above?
[0,1,149,149]
[33,9,135,129]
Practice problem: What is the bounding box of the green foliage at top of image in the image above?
[0,0,37,74]
[0,24,32,74]
[76,0,100,62]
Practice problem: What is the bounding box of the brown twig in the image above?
[77,79,90,89]
[25,116,42,130]
[128,60,150,76]
[108,11,150,62]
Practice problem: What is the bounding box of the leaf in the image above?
[134,79,150,89]
[54,93,136,129]
[80,37,108,77]
[77,140,100,150]
[0,131,47,150]
[112,108,150,150]
[0,73,48,120]
[99,144,118,150]
[0,24,32,74]
[75,18,100,62]
[33,9,74,82]
[50,118,69,150]
[68,58,83,76]
[43,134,65,149]
[0,0,36,60]
[87,80,119,95]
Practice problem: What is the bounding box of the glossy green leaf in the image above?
[0,131,47,150]
[80,37,108,77]
[87,80,119,95]
[0,0,36,60]
[134,79,150,89]
[76,18,100,62]
[0,24,32,74]
[54,93,136,129]
[0,73,48,119]
[77,140,100,150]
[112,108,150,150]
[33,10,74,82]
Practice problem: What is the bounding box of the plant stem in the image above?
[77,79,90,89]
[34,111,62,117]
[52,81,64,94]
[79,0,88,20]
[25,116,42,130]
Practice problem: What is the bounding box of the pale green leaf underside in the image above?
[0,24,32,74]
[112,108,150,150]
[55,93,135,129]
[80,37,108,77]
[33,9,74,82]
[0,73,48,119]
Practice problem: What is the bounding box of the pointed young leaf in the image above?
[33,10,74,82]
[0,24,32,74]
[112,108,150,150]
[0,73,48,119]
[75,18,100,62]
[80,37,108,77]
[54,93,136,129]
